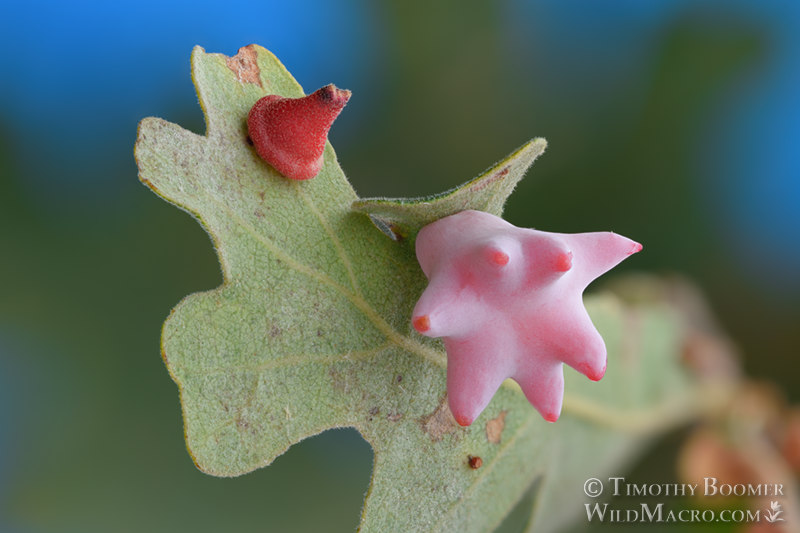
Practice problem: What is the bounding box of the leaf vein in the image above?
[294,181,363,297]
[177,342,394,376]
[207,193,448,369]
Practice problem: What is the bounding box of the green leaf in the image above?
[135,45,716,532]
[351,138,546,241]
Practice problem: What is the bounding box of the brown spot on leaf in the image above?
[388,223,406,241]
[420,396,459,442]
[329,368,346,393]
[470,166,510,193]
[387,413,404,422]
[486,410,507,444]
[467,455,483,469]
[226,45,262,87]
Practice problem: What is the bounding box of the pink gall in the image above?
[247,84,351,180]
[411,210,642,425]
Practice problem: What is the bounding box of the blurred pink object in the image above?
[412,210,642,425]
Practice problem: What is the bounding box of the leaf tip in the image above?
[226,44,263,87]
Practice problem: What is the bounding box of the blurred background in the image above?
[1,0,798,531]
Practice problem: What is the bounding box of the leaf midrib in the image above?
[196,187,724,437]
[202,190,448,369]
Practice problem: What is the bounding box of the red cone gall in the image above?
[247,84,351,180]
